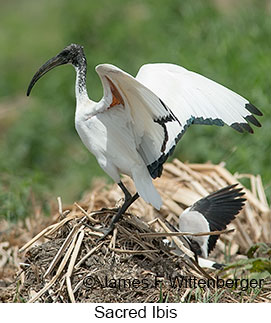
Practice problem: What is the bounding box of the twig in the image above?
[155,218,195,259]
[256,175,269,207]
[74,202,100,224]
[108,248,159,254]
[19,223,57,253]
[57,196,63,218]
[139,228,235,238]
[66,229,85,303]
[28,230,79,303]
[75,242,104,269]
[116,225,157,261]
[43,224,81,279]
[109,227,118,250]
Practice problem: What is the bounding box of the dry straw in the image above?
[2,159,270,302]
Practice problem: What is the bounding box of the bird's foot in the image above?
[83,222,114,241]
[87,191,139,242]
[94,203,128,242]
[96,224,115,242]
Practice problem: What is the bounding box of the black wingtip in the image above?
[231,119,261,134]
[231,123,244,133]
[240,122,254,134]
[207,183,246,200]
[245,103,263,117]
[231,103,263,134]
[191,183,246,229]
[245,115,261,128]
[193,184,246,255]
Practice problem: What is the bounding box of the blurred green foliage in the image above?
[0,0,270,221]
[223,243,271,281]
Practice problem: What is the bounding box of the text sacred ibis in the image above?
[27,44,262,238]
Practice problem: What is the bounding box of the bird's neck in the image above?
[75,55,89,104]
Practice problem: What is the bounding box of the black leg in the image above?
[118,181,132,201]
[109,192,139,227]
[97,182,139,241]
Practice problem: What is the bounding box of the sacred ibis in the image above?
[165,184,246,269]
[27,44,261,238]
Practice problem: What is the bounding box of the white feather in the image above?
[136,63,251,126]
[179,209,210,258]
[198,257,219,269]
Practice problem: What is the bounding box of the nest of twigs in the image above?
[1,159,271,302]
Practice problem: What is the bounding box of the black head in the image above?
[27,44,86,96]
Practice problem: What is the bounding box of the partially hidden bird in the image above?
[165,184,246,269]
[26,44,262,238]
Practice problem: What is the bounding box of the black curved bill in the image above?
[27,55,66,96]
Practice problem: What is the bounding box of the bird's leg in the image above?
[110,191,139,227]
[118,181,132,201]
[97,182,139,241]
[96,182,131,214]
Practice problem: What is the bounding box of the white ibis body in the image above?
[167,184,246,269]
[27,44,261,237]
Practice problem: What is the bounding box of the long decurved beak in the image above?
[27,54,66,96]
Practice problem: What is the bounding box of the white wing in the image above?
[136,63,262,129]
[96,63,262,179]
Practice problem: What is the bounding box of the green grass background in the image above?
[0,0,270,221]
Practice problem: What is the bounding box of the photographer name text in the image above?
[84,274,264,291]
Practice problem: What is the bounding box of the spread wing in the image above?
[96,63,262,179]
[190,184,246,253]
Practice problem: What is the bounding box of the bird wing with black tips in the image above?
[189,184,246,253]
[96,63,262,180]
